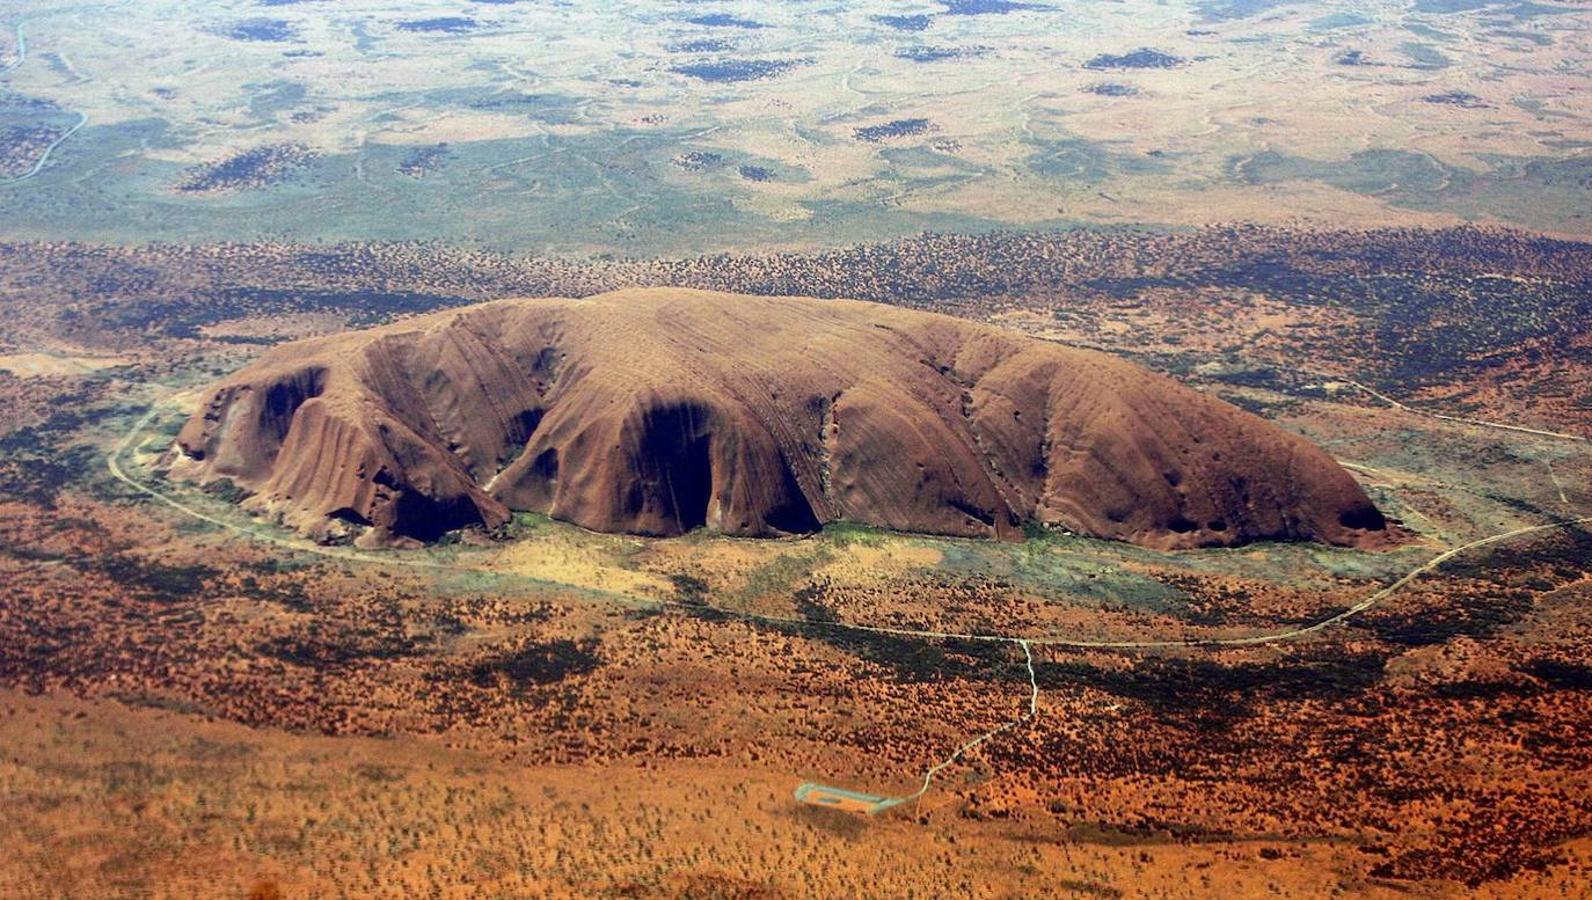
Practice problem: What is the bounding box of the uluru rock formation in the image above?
[172,288,1387,550]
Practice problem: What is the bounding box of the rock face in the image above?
[173,288,1387,549]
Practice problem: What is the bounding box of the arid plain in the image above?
[1,227,1589,897]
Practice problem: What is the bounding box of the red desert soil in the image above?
[173,288,1387,550]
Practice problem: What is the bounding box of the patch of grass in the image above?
[820,520,889,548]
[734,547,833,605]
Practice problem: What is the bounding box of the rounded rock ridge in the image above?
[173,288,1388,550]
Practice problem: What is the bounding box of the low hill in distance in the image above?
[173,289,1387,550]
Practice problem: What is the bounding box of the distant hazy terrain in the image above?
[0,0,1587,253]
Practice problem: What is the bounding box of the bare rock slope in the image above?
[173,289,1387,549]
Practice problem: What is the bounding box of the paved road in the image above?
[1,110,88,186]
[0,19,89,187]
[106,405,1592,651]
[1,21,26,74]
[1347,380,1588,443]
[106,393,1590,811]
[104,406,656,609]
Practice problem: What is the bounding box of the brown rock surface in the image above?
[173,288,1386,549]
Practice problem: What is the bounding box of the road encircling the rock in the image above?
[106,389,1589,813]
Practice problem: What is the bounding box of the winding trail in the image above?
[0,109,88,186]
[104,407,658,609]
[1346,380,1589,443]
[0,17,89,187]
[1546,460,1571,508]
[1,20,26,74]
[104,390,1591,813]
[858,640,1041,813]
